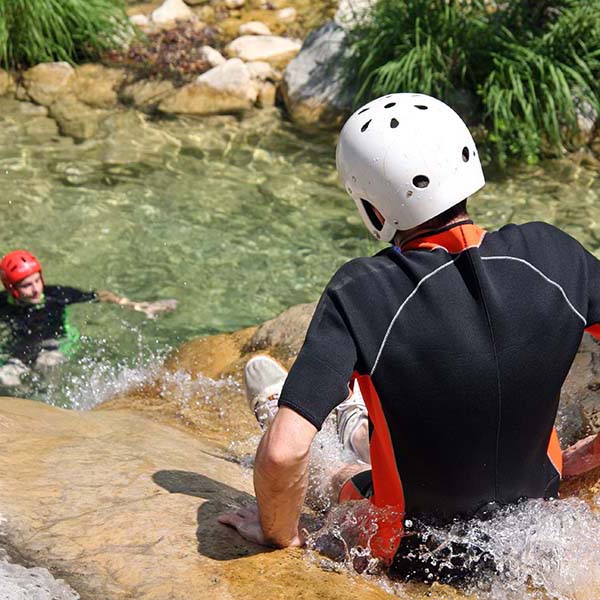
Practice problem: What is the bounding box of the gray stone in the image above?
[281,20,355,128]
[22,62,74,107]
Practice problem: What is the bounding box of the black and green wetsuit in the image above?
[0,286,97,365]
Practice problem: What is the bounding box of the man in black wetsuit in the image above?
[0,249,177,387]
[218,94,600,582]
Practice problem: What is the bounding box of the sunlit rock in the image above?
[334,0,374,29]
[277,7,297,23]
[72,64,126,109]
[199,45,227,68]
[281,21,354,128]
[226,35,302,70]
[239,21,271,36]
[257,81,277,107]
[225,0,245,8]
[22,62,75,107]
[246,60,281,84]
[151,0,194,24]
[159,58,258,115]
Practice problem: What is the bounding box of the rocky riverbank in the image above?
[1,303,600,599]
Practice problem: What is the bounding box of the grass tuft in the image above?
[0,0,131,69]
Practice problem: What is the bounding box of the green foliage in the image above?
[347,0,600,163]
[0,0,131,69]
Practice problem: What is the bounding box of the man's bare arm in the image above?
[218,407,317,547]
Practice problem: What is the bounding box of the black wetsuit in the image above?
[0,286,97,365]
[278,221,600,581]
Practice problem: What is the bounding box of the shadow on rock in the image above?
[153,469,272,561]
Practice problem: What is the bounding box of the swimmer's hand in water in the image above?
[130,299,178,319]
[97,290,178,319]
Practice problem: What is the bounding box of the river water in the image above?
[1,97,600,598]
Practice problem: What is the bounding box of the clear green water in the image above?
[0,97,599,406]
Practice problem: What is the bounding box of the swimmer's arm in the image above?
[218,407,316,547]
[95,290,178,319]
[562,433,600,479]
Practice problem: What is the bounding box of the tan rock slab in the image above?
[226,35,302,69]
[72,64,126,109]
[22,62,74,107]
[0,398,394,600]
[120,79,176,110]
[159,58,257,115]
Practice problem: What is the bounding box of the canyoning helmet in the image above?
[336,93,485,241]
[0,250,43,298]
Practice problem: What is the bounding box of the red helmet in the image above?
[0,250,43,298]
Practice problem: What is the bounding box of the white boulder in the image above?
[151,0,193,24]
[226,35,301,69]
[225,0,245,7]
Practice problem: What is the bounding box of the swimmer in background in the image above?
[0,249,178,387]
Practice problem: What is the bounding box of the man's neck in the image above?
[392,214,471,247]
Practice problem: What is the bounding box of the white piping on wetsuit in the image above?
[481,256,586,325]
[370,258,458,376]
[370,254,586,377]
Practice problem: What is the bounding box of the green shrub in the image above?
[0,0,131,69]
[347,0,600,163]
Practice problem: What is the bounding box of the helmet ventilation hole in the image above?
[414,105,428,110]
[361,119,372,132]
[361,199,383,231]
[390,118,399,129]
[358,107,369,114]
[412,175,430,188]
[462,147,470,162]
[384,102,396,109]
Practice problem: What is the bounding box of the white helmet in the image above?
[336,93,485,241]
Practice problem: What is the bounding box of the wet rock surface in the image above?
[0,398,394,600]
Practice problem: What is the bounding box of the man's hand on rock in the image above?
[218,503,303,548]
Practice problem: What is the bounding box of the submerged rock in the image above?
[49,95,107,141]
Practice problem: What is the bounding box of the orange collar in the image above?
[399,222,486,254]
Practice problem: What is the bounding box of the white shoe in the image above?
[336,384,369,461]
[243,355,287,429]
